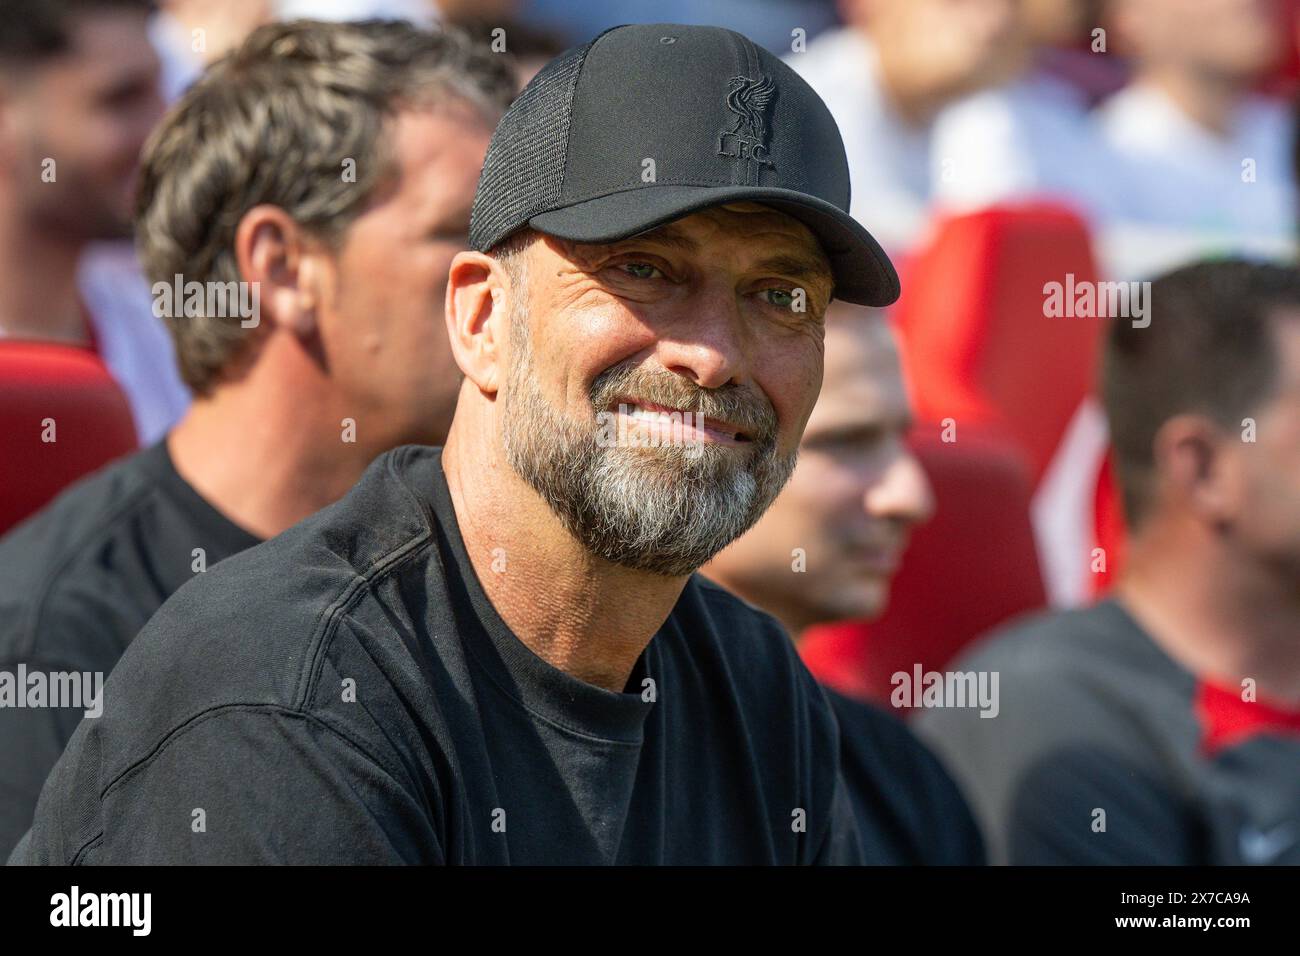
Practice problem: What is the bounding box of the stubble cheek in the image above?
[556,302,652,408]
[773,357,824,452]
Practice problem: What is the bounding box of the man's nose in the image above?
[863,446,935,528]
[654,286,749,390]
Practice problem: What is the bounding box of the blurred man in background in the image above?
[0,0,184,441]
[785,0,1023,251]
[918,260,1300,864]
[927,0,1120,223]
[0,18,514,858]
[705,304,984,864]
[1097,0,1295,244]
[706,306,931,633]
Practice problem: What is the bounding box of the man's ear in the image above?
[234,205,324,338]
[1154,413,1244,525]
[445,249,513,396]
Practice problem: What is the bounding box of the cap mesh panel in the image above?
[468,40,593,251]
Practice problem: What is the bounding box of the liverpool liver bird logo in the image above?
[717,73,777,176]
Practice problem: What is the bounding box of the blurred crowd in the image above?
[6,0,1299,440]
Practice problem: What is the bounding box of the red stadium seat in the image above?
[1089,445,1128,597]
[1258,0,1300,98]
[891,202,1106,486]
[799,425,1047,708]
[0,340,137,536]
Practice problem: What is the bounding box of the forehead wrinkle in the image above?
[753,253,831,283]
[619,222,701,254]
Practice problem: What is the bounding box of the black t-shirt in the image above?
[0,441,259,857]
[825,689,985,865]
[14,445,865,864]
[916,600,1300,865]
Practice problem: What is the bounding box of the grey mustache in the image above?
[589,361,777,441]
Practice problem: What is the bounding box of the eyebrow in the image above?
[627,224,700,253]
[751,253,833,286]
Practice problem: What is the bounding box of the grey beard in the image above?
[501,307,796,577]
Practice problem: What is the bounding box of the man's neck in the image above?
[166,356,384,540]
[0,204,87,343]
[441,423,689,693]
[1137,67,1246,140]
[1118,530,1300,701]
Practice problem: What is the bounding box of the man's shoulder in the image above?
[126,446,435,653]
[823,687,985,864]
[675,576,838,746]
[956,599,1159,680]
[0,448,164,664]
[914,600,1190,862]
[916,600,1187,782]
[23,447,451,863]
[929,599,1187,742]
[825,686,945,788]
[916,599,1184,764]
[826,685,975,798]
[86,446,443,772]
[670,578,858,862]
[683,575,809,678]
[690,573,782,624]
[951,598,1133,665]
[824,686,927,757]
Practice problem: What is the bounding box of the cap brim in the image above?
[528,185,900,308]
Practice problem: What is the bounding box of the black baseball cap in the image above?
[469,23,899,308]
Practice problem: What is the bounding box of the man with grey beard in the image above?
[15,24,900,864]
[498,238,794,580]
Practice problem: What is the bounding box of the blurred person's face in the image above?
[1022,0,1092,45]
[316,103,493,447]
[0,8,163,240]
[850,0,1026,117]
[705,310,933,633]
[1117,0,1284,85]
[492,203,833,576]
[1224,314,1300,581]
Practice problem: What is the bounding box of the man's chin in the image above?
[566,453,776,576]
[821,577,892,625]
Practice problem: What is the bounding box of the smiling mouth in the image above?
[613,398,753,445]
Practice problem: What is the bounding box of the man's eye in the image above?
[762,288,796,309]
[622,262,662,279]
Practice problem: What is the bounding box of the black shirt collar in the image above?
[420,446,654,743]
